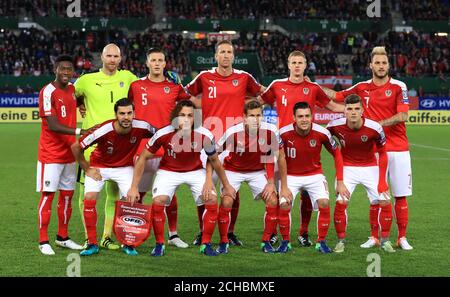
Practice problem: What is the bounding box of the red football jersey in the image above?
[186,68,261,139]
[335,77,409,151]
[79,119,155,168]
[217,122,282,172]
[279,123,338,176]
[128,76,191,156]
[327,117,386,166]
[261,78,331,128]
[38,82,77,163]
[146,125,216,172]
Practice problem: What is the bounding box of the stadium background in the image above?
[0,0,449,277]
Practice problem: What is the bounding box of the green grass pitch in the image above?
[1,124,449,277]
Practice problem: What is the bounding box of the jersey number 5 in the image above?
[142,93,148,105]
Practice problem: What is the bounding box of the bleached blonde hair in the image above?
[371,46,388,61]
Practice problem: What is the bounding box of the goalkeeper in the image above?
[75,43,138,249]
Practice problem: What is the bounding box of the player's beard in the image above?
[373,70,388,79]
[118,120,131,129]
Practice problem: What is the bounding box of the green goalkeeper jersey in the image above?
[74,69,138,129]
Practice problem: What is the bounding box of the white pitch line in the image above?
[410,143,450,153]
[412,157,450,161]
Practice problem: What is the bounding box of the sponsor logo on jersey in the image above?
[385,90,392,97]
[303,88,309,95]
[288,140,295,146]
[141,87,147,92]
[209,80,215,85]
[120,81,124,88]
[232,79,238,87]
[164,86,170,94]
[95,82,102,87]
[309,139,317,147]
[361,135,368,142]
[130,136,137,144]
[58,98,64,103]
[281,88,287,93]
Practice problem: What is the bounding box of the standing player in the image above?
[323,46,413,250]
[327,95,395,253]
[127,100,236,256]
[215,100,291,254]
[71,99,156,256]
[75,43,138,250]
[128,47,193,249]
[279,102,347,254]
[186,40,265,246]
[36,55,86,255]
[261,50,344,246]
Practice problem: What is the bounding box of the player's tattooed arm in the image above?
[46,116,88,135]
[379,112,408,126]
[321,86,338,100]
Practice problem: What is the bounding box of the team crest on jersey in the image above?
[45,181,50,187]
[191,142,198,149]
[361,135,368,142]
[120,81,124,88]
[164,86,170,94]
[72,94,76,101]
[340,139,346,147]
[232,79,238,87]
[385,90,392,97]
[130,136,137,144]
[309,139,317,147]
[303,88,309,95]
[258,138,266,145]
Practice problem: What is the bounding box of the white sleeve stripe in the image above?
[312,123,333,139]
[195,126,215,142]
[364,119,384,135]
[279,123,294,135]
[390,78,408,91]
[149,125,175,146]
[186,69,214,88]
[42,84,56,112]
[261,78,289,97]
[326,117,347,128]
[260,122,279,134]
[343,80,370,92]
[132,119,150,130]
[83,123,114,147]
[218,123,244,146]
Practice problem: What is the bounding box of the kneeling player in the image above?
[327,94,395,253]
[127,100,236,256]
[279,102,348,253]
[215,100,291,254]
[71,99,156,256]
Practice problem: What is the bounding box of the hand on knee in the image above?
[221,196,233,208]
